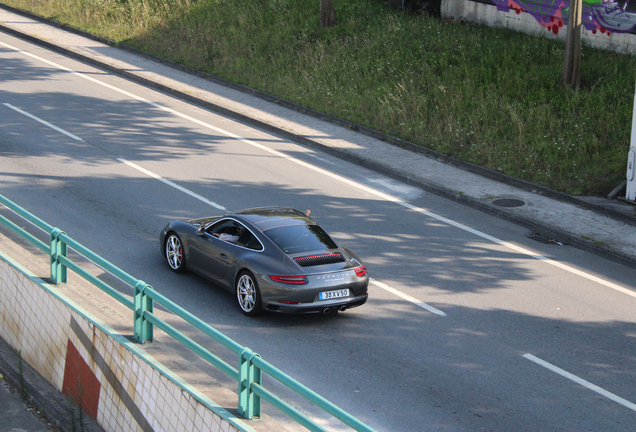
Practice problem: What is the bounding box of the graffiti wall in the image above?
[442,0,636,54]
[492,0,636,35]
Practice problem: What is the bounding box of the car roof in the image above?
[231,207,316,230]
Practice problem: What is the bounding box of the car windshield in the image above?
[264,224,338,254]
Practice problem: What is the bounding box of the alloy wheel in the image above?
[237,274,256,312]
[166,234,184,271]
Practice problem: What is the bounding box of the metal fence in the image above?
[0,193,376,432]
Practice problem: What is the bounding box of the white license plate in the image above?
[319,288,350,300]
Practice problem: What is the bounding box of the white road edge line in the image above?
[117,159,227,211]
[4,40,634,301]
[370,278,447,316]
[119,156,445,315]
[522,353,636,412]
[2,103,84,142]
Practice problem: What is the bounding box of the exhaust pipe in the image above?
[339,305,347,312]
[322,307,331,314]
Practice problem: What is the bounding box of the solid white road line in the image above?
[370,278,447,316]
[2,103,84,141]
[3,40,634,302]
[117,159,227,211]
[118,156,445,316]
[522,353,636,413]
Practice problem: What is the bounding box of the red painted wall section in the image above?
[62,339,101,419]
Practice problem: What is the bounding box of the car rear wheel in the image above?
[236,272,263,316]
[165,233,186,273]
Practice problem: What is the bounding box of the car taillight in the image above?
[354,266,367,277]
[269,275,307,284]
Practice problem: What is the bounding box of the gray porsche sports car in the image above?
[159,207,369,315]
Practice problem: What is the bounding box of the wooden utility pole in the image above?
[320,0,336,28]
[562,0,583,89]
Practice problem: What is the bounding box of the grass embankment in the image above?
[4,0,636,195]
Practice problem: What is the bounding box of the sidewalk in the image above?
[1,4,635,268]
[0,371,54,432]
[0,334,101,432]
[1,4,636,431]
[1,4,635,267]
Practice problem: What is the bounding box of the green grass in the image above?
[4,0,635,195]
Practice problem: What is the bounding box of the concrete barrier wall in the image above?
[0,251,252,432]
[441,0,636,55]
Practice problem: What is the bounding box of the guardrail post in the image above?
[238,348,262,419]
[134,281,153,343]
[49,228,67,284]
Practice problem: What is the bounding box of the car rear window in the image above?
[264,225,337,254]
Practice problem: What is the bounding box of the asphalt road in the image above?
[2,31,636,432]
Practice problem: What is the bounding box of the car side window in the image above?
[206,219,263,250]
[235,230,263,251]
[207,219,237,236]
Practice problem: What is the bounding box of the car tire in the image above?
[165,233,186,273]
[236,271,263,316]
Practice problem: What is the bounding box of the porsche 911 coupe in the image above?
[159,207,369,315]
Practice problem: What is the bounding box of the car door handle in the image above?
[220,253,228,259]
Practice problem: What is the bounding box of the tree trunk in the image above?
[320,0,336,28]
[562,0,583,89]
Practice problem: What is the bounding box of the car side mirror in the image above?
[196,226,206,236]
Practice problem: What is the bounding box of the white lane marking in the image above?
[117,159,227,211]
[0,40,252,137]
[370,278,447,316]
[3,40,633,301]
[522,353,636,412]
[2,103,84,141]
[119,155,439,315]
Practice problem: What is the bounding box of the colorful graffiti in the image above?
[488,0,636,35]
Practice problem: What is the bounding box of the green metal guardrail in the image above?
[0,194,376,432]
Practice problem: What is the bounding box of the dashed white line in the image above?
[119,158,441,316]
[117,159,227,211]
[370,278,447,316]
[2,103,84,141]
[3,39,634,302]
[523,353,636,412]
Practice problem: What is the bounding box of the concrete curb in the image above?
[0,3,633,221]
[0,3,635,269]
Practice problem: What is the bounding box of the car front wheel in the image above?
[236,272,263,316]
[165,233,186,273]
